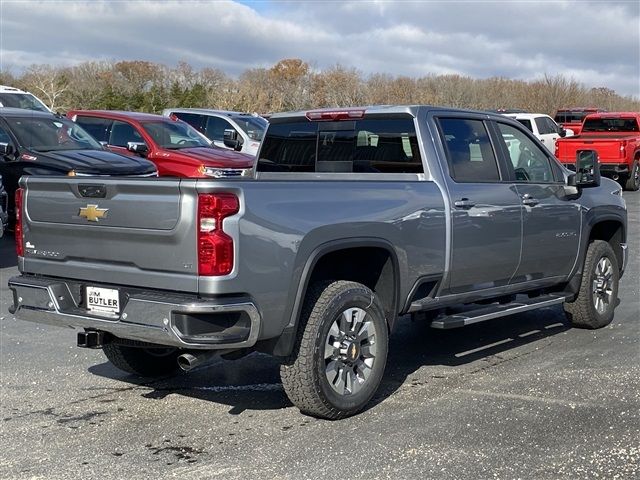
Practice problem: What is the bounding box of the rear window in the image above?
[582,117,639,133]
[257,117,422,173]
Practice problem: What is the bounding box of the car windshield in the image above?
[231,115,268,141]
[5,116,103,151]
[141,120,211,149]
[0,93,50,112]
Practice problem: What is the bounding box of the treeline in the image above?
[1,58,638,115]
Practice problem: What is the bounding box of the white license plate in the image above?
[86,286,120,314]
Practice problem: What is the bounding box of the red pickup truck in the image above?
[554,108,606,136]
[555,112,640,191]
[68,110,254,178]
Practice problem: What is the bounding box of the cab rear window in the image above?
[257,118,422,174]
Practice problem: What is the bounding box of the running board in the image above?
[430,294,568,329]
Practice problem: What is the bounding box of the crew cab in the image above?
[503,113,573,153]
[9,106,628,420]
[68,110,255,178]
[554,108,606,136]
[555,112,640,191]
[0,108,157,216]
[163,108,267,157]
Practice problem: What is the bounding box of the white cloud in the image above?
[0,0,638,97]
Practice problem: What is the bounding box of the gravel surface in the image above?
[1,190,638,480]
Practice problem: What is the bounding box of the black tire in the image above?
[564,240,619,329]
[102,343,181,377]
[624,159,639,191]
[280,281,389,420]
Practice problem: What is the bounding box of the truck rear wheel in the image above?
[102,344,181,377]
[564,240,619,329]
[280,281,389,420]
[624,159,639,191]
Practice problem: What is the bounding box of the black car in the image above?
[0,174,8,237]
[0,108,157,216]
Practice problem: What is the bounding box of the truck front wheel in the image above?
[624,159,639,191]
[280,280,389,420]
[564,240,619,329]
[102,344,181,377]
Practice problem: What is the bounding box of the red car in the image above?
[67,110,254,177]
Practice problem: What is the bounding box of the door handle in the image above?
[454,198,476,209]
[521,194,539,206]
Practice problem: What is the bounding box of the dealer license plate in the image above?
[86,286,120,314]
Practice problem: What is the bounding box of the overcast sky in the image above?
[1,0,638,97]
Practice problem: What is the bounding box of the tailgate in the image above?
[557,137,625,164]
[21,177,199,292]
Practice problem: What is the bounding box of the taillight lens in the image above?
[305,109,365,121]
[15,188,24,257]
[197,193,239,276]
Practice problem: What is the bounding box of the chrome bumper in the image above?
[8,275,261,350]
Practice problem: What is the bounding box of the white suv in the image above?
[0,85,51,112]
[163,108,267,157]
[504,113,573,154]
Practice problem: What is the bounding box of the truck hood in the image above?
[166,146,254,168]
[31,149,157,175]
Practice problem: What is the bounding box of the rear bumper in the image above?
[8,275,261,350]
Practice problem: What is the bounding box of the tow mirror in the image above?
[223,129,243,151]
[0,142,14,157]
[127,142,149,156]
[572,149,601,188]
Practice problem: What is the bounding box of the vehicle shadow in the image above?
[0,235,18,269]
[88,305,571,417]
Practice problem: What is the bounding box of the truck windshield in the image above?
[141,120,211,149]
[0,93,50,112]
[582,118,639,133]
[258,117,422,174]
[231,115,268,141]
[6,116,103,151]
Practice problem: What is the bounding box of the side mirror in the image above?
[0,142,14,157]
[127,142,149,156]
[223,129,243,151]
[559,128,567,138]
[574,149,601,188]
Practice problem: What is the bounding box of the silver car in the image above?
[163,108,267,157]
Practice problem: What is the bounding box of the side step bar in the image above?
[430,294,569,329]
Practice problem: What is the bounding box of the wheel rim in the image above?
[634,164,639,188]
[324,307,378,396]
[592,257,614,314]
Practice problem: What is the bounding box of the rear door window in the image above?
[172,112,206,134]
[258,117,422,174]
[437,118,500,182]
[74,116,112,143]
[108,121,143,147]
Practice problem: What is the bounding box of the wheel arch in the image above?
[265,238,401,357]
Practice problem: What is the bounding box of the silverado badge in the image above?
[79,204,108,222]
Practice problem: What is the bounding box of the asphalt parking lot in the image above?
[1,191,638,480]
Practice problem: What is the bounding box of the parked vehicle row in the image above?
[503,112,573,154]
[68,110,254,178]
[8,105,628,420]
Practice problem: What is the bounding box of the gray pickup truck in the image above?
[8,106,628,419]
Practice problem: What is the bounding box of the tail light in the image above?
[15,188,24,257]
[620,140,626,158]
[197,193,239,276]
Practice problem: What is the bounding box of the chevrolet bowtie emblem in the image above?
[78,204,108,222]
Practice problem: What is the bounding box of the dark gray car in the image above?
[8,106,628,419]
